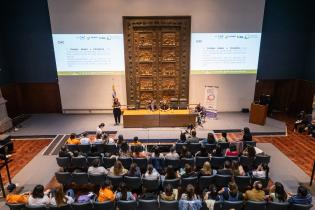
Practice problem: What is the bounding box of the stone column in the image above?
[0,88,12,133]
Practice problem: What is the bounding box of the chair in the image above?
[72,172,89,185]
[244,201,267,210]
[204,144,216,153]
[78,144,91,154]
[107,175,123,189]
[218,142,230,150]
[142,178,160,191]
[56,157,71,169]
[195,157,210,169]
[88,173,106,185]
[175,143,187,153]
[71,157,87,169]
[133,158,148,172]
[267,202,289,210]
[222,201,244,210]
[252,177,270,189]
[104,144,118,154]
[66,144,78,153]
[138,199,159,210]
[234,176,251,192]
[130,145,144,153]
[255,155,271,166]
[215,174,232,188]
[71,202,93,210]
[163,178,180,189]
[6,203,26,210]
[55,172,72,185]
[93,144,105,153]
[210,157,225,169]
[180,158,195,168]
[240,156,255,170]
[87,156,101,166]
[50,204,72,210]
[26,206,46,210]
[118,157,132,169]
[160,200,179,210]
[93,201,115,210]
[225,156,239,162]
[178,98,188,109]
[244,141,256,148]
[289,203,313,210]
[187,143,202,155]
[181,177,198,189]
[117,200,137,210]
[124,176,142,190]
[201,201,222,210]
[164,159,181,170]
[102,157,116,169]
[199,175,215,191]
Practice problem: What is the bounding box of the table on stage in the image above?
[123,109,197,128]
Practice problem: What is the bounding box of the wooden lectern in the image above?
[249,103,268,125]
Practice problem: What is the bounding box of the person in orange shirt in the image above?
[67,133,80,145]
[98,180,115,202]
[130,136,142,146]
[6,183,29,204]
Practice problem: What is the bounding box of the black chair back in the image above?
[142,178,160,191]
[55,172,72,185]
[138,199,159,210]
[180,158,195,168]
[187,143,202,155]
[201,201,222,210]
[267,202,289,210]
[71,202,93,210]
[93,201,115,210]
[117,200,137,210]
[195,157,210,169]
[66,144,78,153]
[199,175,215,191]
[289,203,313,210]
[163,178,180,189]
[78,144,91,154]
[133,158,148,172]
[234,176,251,192]
[175,143,187,153]
[118,157,132,169]
[222,201,244,210]
[87,156,102,166]
[56,157,71,169]
[240,156,255,171]
[218,142,230,150]
[210,157,225,169]
[26,206,47,210]
[160,200,179,210]
[244,201,267,210]
[72,172,89,185]
[102,157,116,169]
[93,144,105,153]
[204,144,216,153]
[244,141,256,148]
[6,203,26,210]
[104,144,118,154]
[88,173,106,185]
[124,176,142,190]
[71,157,87,169]
[107,175,123,189]
[181,177,198,189]
[215,174,232,188]
[50,204,72,210]
[225,156,239,162]
[254,155,271,166]
[164,159,180,170]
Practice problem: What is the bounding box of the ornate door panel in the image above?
[123,17,191,107]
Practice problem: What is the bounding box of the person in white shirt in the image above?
[165,146,180,160]
[143,164,160,180]
[94,133,104,144]
[80,132,90,145]
[96,123,105,135]
[50,185,74,207]
[102,133,115,144]
[88,159,108,175]
[28,185,50,206]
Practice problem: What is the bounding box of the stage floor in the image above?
[10,112,286,139]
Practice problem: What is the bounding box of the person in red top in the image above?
[225,144,239,156]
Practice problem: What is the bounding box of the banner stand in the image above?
[204,86,219,120]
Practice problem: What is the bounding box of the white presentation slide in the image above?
[191,33,261,74]
[52,34,125,75]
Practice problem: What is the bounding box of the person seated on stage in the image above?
[217,160,233,176]
[147,99,157,111]
[66,133,80,145]
[165,146,180,160]
[243,181,265,201]
[96,123,105,135]
[88,159,108,175]
[80,132,90,145]
[217,132,228,143]
[143,164,160,180]
[160,99,170,111]
[59,146,72,158]
[242,127,252,142]
[288,185,312,205]
[130,136,142,146]
[187,130,199,143]
[103,133,115,144]
[6,183,29,204]
[200,132,216,145]
[225,144,239,156]
[180,146,193,159]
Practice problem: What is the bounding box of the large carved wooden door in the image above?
[123,17,191,107]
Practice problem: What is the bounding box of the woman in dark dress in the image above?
[113,98,121,125]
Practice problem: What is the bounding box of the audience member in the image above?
[6,183,29,204]
[88,159,107,175]
[50,184,74,207]
[218,132,228,143]
[225,144,239,156]
[139,187,158,200]
[243,145,256,158]
[160,184,178,201]
[150,146,164,173]
[66,133,80,145]
[109,160,127,176]
[126,163,141,177]
[132,146,146,158]
[178,132,187,143]
[87,146,102,157]
[165,146,180,160]
[165,165,180,179]
[80,132,90,145]
[130,136,141,146]
[96,123,105,135]
[187,130,199,143]
[195,145,209,157]
[116,135,124,148]
[203,184,222,201]
[115,182,135,201]
[94,133,103,144]
[119,142,131,157]
[231,160,245,176]
[200,161,215,176]
[217,160,233,175]
[58,146,72,158]
[180,146,193,158]
[201,133,216,145]
[212,144,223,157]
[219,182,243,201]
[28,185,50,206]
[244,181,265,201]
[269,182,287,203]
[143,164,160,180]
[252,163,269,179]
[242,127,252,142]
[181,163,198,178]
[288,185,312,205]
[103,133,115,144]
[98,180,115,202]
[179,184,202,210]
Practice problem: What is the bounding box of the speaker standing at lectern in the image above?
[113,98,121,125]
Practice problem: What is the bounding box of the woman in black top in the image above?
[242,127,252,141]
[113,98,121,125]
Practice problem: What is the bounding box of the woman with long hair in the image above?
[127,163,141,177]
[219,182,243,201]
[109,160,127,176]
[200,161,214,176]
[231,160,245,176]
[269,182,287,202]
[50,184,74,207]
[179,184,202,210]
[242,127,252,142]
[28,185,50,206]
[115,182,135,201]
[165,165,180,179]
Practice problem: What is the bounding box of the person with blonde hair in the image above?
[50,184,74,207]
[200,161,215,176]
[109,160,127,176]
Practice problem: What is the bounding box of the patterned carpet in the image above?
[0,139,51,184]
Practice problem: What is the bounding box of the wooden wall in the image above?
[1,82,62,119]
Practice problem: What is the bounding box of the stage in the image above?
[10,112,286,139]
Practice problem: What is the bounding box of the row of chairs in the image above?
[6,199,313,210]
[57,154,270,171]
[55,172,269,192]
